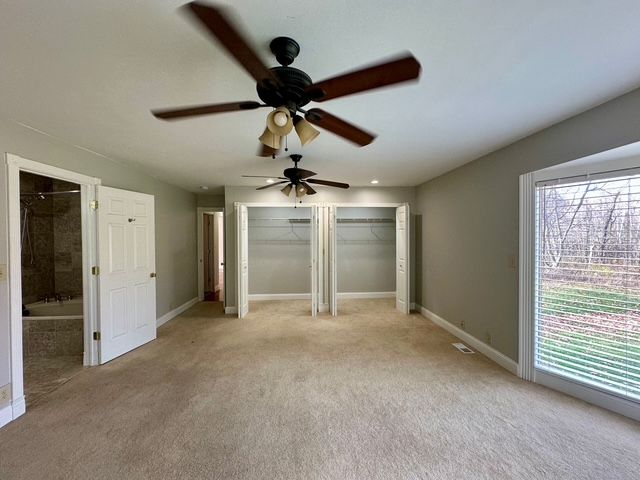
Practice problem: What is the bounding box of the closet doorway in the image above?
[328,203,410,315]
[236,204,319,318]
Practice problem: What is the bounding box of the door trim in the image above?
[4,153,101,422]
[196,207,225,306]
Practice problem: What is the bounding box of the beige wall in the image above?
[0,118,197,390]
[415,87,640,361]
[197,193,225,208]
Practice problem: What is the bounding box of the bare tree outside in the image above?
[536,174,640,399]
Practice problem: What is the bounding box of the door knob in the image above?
[150,272,157,278]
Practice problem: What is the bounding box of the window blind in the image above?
[535,173,640,401]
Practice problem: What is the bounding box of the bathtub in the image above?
[24,297,83,320]
[23,297,84,357]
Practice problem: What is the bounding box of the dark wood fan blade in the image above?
[301,182,317,195]
[256,180,289,190]
[306,54,420,102]
[284,167,316,179]
[307,178,350,189]
[152,101,262,120]
[185,2,281,87]
[257,143,280,157]
[306,54,421,102]
[242,175,287,179]
[305,109,375,146]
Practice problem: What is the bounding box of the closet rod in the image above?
[248,218,310,223]
[337,218,395,224]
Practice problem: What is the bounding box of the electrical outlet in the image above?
[0,264,7,282]
[0,384,11,404]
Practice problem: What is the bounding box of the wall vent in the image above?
[452,342,475,354]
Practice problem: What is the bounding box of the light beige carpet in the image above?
[0,299,638,480]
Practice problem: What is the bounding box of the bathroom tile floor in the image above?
[23,355,84,406]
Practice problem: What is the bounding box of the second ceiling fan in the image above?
[152,1,421,153]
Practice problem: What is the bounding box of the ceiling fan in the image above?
[152,1,421,152]
[243,154,348,198]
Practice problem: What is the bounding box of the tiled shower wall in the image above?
[53,181,82,297]
[20,173,55,304]
[20,172,82,304]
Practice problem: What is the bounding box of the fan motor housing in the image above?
[257,37,313,112]
[256,66,313,111]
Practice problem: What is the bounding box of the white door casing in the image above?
[328,205,337,316]
[310,205,319,317]
[97,186,156,363]
[396,204,410,314]
[236,203,249,318]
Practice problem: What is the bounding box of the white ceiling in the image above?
[2,1,640,193]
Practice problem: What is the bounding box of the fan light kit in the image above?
[152,1,421,157]
[370,179,379,184]
[242,154,349,204]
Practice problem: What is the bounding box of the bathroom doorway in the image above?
[19,172,85,406]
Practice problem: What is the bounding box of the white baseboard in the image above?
[225,306,238,315]
[0,396,25,430]
[249,293,311,301]
[419,305,518,375]
[12,396,25,419]
[0,404,12,429]
[337,292,395,299]
[157,297,199,328]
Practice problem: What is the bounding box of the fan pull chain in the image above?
[284,135,288,152]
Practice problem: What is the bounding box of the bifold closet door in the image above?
[328,205,338,316]
[236,204,249,318]
[396,204,410,314]
[97,186,156,364]
[310,205,319,317]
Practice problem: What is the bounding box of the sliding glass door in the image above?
[535,172,640,401]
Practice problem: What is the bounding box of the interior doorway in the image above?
[203,212,224,301]
[19,171,85,406]
[198,207,225,306]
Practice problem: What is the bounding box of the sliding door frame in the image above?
[519,143,640,421]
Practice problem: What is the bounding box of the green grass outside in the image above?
[537,284,640,396]
[539,285,640,316]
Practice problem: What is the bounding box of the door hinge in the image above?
[90,200,99,210]
[91,266,100,275]
[93,331,101,341]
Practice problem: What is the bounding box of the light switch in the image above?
[0,264,7,282]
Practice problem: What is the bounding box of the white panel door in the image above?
[97,186,156,364]
[310,205,318,317]
[396,204,410,314]
[328,205,338,316]
[237,204,249,318]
